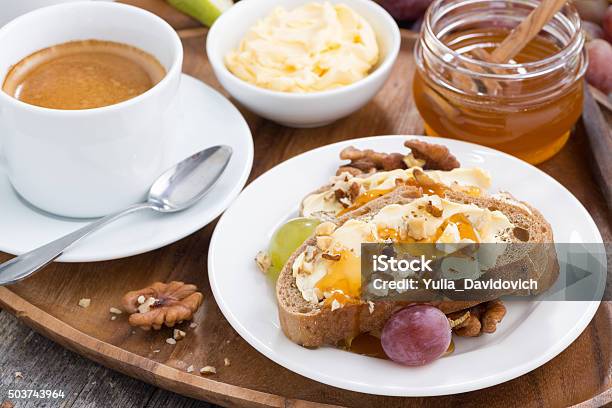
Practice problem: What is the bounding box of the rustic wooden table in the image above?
[0,1,610,408]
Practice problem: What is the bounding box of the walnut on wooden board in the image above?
[404,139,461,171]
[451,300,506,337]
[121,281,203,330]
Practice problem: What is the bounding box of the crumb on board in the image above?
[173,329,186,341]
[200,366,216,375]
[78,298,91,308]
[109,307,123,315]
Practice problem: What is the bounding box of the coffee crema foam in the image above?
[2,40,166,110]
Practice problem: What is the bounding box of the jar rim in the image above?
[422,0,585,80]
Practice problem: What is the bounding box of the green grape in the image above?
[267,218,321,281]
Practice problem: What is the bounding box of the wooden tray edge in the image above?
[0,287,340,408]
[3,286,611,407]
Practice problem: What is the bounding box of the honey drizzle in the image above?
[346,334,456,360]
[336,176,449,217]
[337,188,393,216]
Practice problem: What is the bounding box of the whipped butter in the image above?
[225,2,379,92]
[301,167,492,218]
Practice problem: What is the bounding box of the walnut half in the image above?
[404,139,460,171]
[450,300,506,337]
[121,281,204,330]
[337,146,406,175]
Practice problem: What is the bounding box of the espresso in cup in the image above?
[2,39,166,110]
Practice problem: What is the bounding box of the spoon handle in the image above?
[0,203,153,286]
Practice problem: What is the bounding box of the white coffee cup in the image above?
[0,1,183,218]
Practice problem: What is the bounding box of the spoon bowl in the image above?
[149,145,232,212]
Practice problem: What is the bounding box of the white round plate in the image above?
[209,135,602,396]
[0,74,253,262]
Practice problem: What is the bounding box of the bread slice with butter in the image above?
[276,186,558,348]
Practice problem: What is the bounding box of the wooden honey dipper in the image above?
[433,0,567,118]
[474,0,568,64]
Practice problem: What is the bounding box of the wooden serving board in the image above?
[1,2,611,407]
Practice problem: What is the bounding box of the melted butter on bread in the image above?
[294,196,513,305]
[301,167,492,217]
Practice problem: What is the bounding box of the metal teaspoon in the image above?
[0,145,232,285]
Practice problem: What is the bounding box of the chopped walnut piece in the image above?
[255,251,271,274]
[166,338,177,345]
[173,329,186,341]
[404,139,460,171]
[14,372,23,379]
[122,281,204,330]
[425,201,443,217]
[348,182,361,201]
[322,253,341,261]
[224,358,231,367]
[334,189,349,207]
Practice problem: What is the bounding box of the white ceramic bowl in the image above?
[206,0,401,128]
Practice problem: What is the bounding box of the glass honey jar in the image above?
[413,0,587,164]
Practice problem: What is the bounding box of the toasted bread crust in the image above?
[277,188,559,347]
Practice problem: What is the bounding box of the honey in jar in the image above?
[413,0,587,164]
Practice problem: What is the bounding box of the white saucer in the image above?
[208,135,602,396]
[0,74,253,262]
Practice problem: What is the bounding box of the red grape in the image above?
[377,0,433,21]
[586,39,612,94]
[583,21,604,41]
[575,0,608,25]
[381,305,451,366]
[604,6,612,42]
